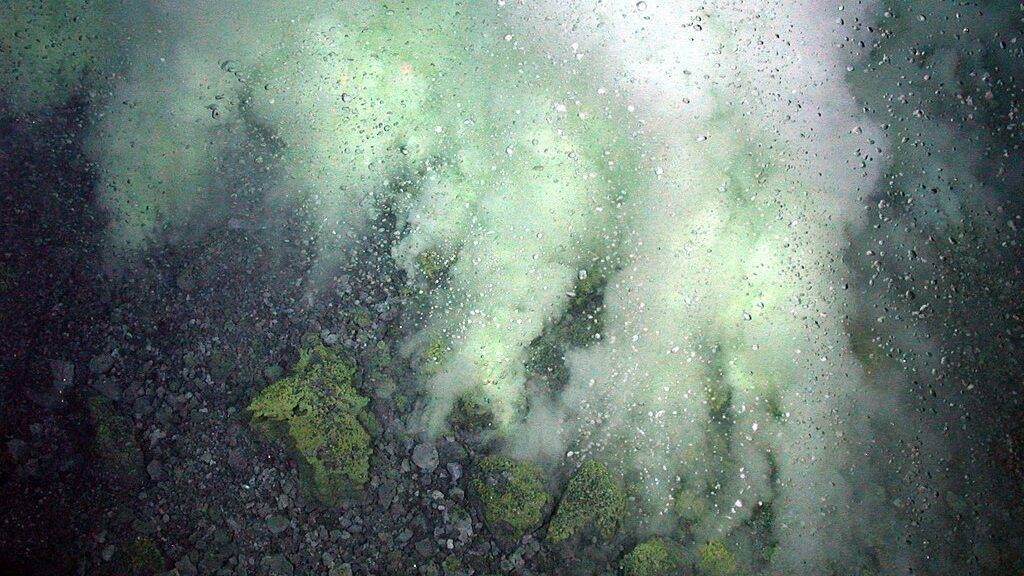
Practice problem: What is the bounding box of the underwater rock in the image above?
[260,553,295,576]
[266,513,289,535]
[698,540,738,576]
[87,394,144,484]
[328,564,353,576]
[412,442,439,472]
[446,461,463,482]
[122,537,167,569]
[145,459,162,481]
[174,555,198,576]
[471,455,551,547]
[88,353,114,375]
[547,460,625,544]
[621,538,688,576]
[247,339,372,504]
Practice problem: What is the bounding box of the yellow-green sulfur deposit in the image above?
[621,538,684,576]
[699,540,739,576]
[472,455,551,544]
[247,340,373,504]
[547,460,625,543]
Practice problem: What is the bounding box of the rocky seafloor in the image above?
[0,107,672,576]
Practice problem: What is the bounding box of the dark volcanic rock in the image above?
[412,443,439,473]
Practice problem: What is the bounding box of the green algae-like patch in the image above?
[472,455,551,543]
[547,460,625,543]
[247,341,372,504]
[622,538,686,576]
[699,540,739,576]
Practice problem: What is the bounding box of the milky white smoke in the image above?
[2,1,1017,574]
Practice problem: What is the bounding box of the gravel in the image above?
[266,514,290,535]
[0,177,574,576]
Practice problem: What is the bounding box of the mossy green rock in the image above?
[247,341,372,504]
[699,540,738,576]
[622,538,685,576]
[87,395,144,483]
[547,460,625,543]
[472,455,551,543]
